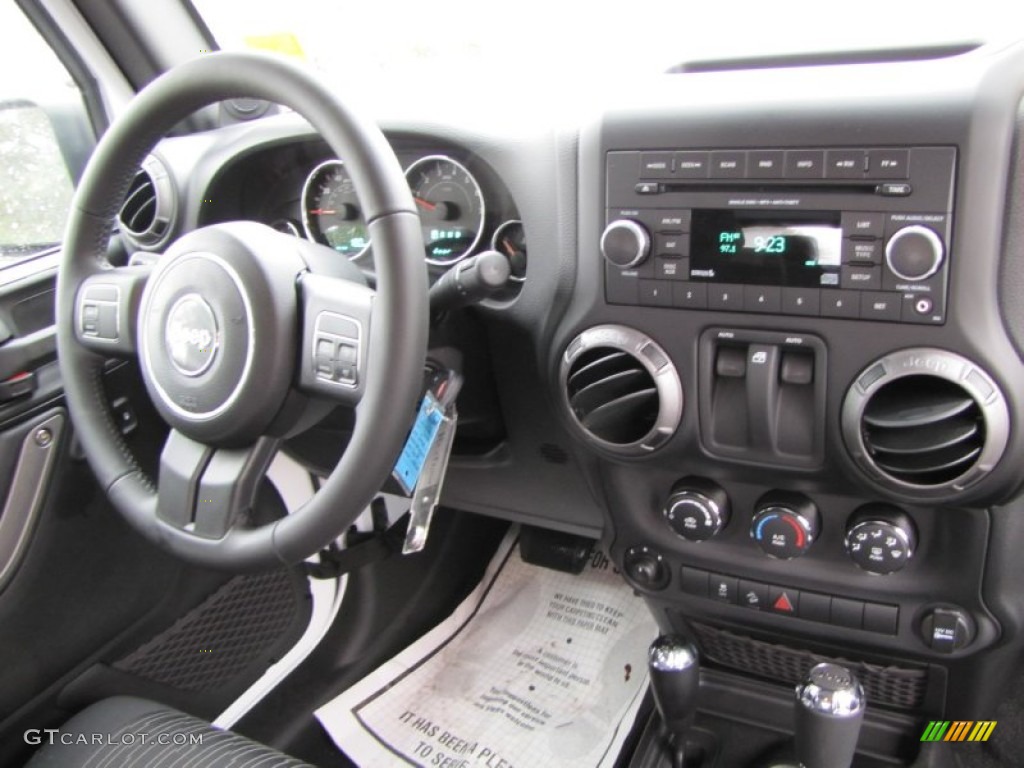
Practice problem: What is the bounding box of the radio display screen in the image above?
[688,210,842,287]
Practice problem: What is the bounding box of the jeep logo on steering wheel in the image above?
[165,293,218,377]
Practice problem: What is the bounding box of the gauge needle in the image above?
[414,197,437,212]
[309,209,336,215]
[501,237,518,257]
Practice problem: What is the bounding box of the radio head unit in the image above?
[602,146,955,324]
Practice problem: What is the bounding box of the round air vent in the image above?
[118,155,176,248]
[842,349,1009,496]
[561,325,682,456]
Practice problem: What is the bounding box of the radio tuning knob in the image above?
[601,219,650,268]
[663,477,730,542]
[844,504,917,575]
[885,225,944,281]
[751,492,821,559]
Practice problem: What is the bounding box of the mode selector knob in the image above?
[601,219,650,268]
[885,225,944,281]
[663,477,730,542]
[844,504,917,575]
[751,492,821,559]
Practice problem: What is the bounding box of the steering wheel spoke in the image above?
[157,429,279,540]
[74,266,151,357]
[297,271,375,407]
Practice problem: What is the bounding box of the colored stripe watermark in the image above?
[920,721,996,742]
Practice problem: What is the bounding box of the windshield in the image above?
[193,0,1015,85]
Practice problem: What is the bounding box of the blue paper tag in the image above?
[393,394,445,494]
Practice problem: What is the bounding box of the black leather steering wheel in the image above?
[55,52,428,570]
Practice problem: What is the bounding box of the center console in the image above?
[553,45,1024,765]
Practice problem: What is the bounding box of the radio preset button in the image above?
[673,282,708,309]
[707,284,744,311]
[785,150,825,179]
[841,211,884,239]
[640,152,674,178]
[860,291,901,321]
[782,287,821,316]
[868,149,910,179]
[710,151,746,178]
[744,285,782,313]
[841,265,881,290]
[826,149,866,179]
[639,280,673,307]
[748,150,785,178]
[820,291,860,318]
[675,151,710,179]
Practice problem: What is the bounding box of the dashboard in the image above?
[122,40,1024,757]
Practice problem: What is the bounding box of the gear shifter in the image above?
[794,663,865,768]
[648,635,700,768]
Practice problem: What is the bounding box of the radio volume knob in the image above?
[601,219,650,268]
[885,225,944,281]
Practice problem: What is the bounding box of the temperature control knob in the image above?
[844,505,917,574]
[601,219,650,268]
[751,492,821,559]
[663,477,730,542]
[885,225,944,281]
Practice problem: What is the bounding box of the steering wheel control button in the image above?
[844,505,917,574]
[885,225,944,281]
[78,284,121,341]
[663,477,731,542]
[623,545,670,591]
[751,492,821,559]
[921,607,975,653]
[312,312,361,387]
[165,294,218,377]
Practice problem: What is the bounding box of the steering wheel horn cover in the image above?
[55,52,429,569]
[164,293,219,378]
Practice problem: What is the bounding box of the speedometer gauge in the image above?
[301,160,370,260]
[405,155,485,265]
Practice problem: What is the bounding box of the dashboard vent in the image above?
[861,376,984,486]
[118,155,176,248]
[561,325,682,456]
[842,349,1009,497]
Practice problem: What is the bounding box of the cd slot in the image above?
[657,181,879,196]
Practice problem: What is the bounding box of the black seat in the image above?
[27,696,312,767]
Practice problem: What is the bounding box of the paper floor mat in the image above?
[316,530,657,767]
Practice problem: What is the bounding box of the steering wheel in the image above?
[55,52,428,570]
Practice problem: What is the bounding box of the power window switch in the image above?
[716,346,747,378]
[780,351,814,385]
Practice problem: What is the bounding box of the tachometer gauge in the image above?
[491,219,527,282]
[301,160,370,260]
[405,155,485,266]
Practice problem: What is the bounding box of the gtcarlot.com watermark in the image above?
[24,729,203,747]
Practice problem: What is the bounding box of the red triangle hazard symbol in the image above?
[773,592,795,612]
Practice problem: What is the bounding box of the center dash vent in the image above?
[842,349,1009,497]
[118,155,176,248]
[561,325,682,456]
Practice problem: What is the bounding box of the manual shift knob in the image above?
[794,663,865,768]
[648,634,700,734]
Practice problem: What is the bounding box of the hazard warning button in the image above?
[769,586,800,615]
